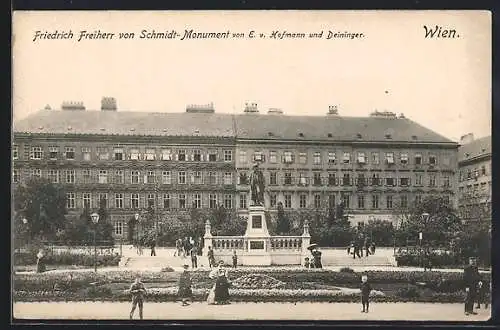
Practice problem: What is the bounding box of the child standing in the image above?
[232,251,238,269]
[304,257,310,269]
[360,275,372,313]
[178,264,192,306]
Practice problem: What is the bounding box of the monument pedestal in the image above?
[242,205,271,265]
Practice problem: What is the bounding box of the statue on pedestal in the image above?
[250,163,265,206]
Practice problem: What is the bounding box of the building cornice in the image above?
[458,153,492,166]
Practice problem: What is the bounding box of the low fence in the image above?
[17,241,123,257]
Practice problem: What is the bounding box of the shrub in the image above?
[395,251,462,268]
[396,285,420,299]
[339,267,355,273]
[13,251,121,267]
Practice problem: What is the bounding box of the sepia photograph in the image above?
[11,10,491,321]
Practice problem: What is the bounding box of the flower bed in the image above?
[14,251,121,267]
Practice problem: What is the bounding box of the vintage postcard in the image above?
[12,10,491,322]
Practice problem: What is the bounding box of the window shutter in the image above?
[200,154,204,161]
[175,154,179,161]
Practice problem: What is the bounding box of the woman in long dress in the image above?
[209,261,230,305]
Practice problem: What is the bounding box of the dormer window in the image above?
[385,133,392,139]
[298,132,304,138]
[327,133,333,138]
[268,132,274,137]
[411,135,418,140]
[356,133,362,139]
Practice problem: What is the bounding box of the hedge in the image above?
[14,252,121,267]
[395,252,462,268]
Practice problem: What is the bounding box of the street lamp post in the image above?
[22,217,29,247]
[134,213,141,255]
[90,212,100,272]
[420,212,429,270]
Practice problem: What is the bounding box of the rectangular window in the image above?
[82,147,91,161]
[400,195,408,209]
[114,170,124,184]
[254,151,264,162]
[161,149,172,161]
[98,170,108,184]
[131,193,139,209]
[269,151,277,163]
[83,193,91,209]
[207,171,217,185]
[224,172,233,185]
[299,194,307,208]
[147,170,156,184]
[224,150,233,162]
[314,194,321,208]
[371,174,380,186]
[13,145,18,160]
[343,152,350,164]
[193,149,202,162]
[64,147,75,160]
[401,153,409,164]
[66,192,75,209]
[283,151,293,163]
[162,171,171,184]
[429,175,436,187]
[328,152,336,164]
[386,195,393,209]
[13,169,20,183]
[193,193,201,209]
[147,194,155,208]
[415,174,423,186]
[298,173,307,186]
[224,194,233,209]
[342,173,350,186]
[178,150,186,161]
[115,193,124,209]
[357,152,366,164]
[358,195,365,209]
[209,194,217,209]
[193,171,203,184]
[400,177,409,187]
[49,146,59,160]
[83,169,92,183]
[385,152,394,164]
[48,169,59,183]
[131,171,140,184]
[130,149,140,160]
[415,153,422,165]
[357,174,366,186]
[299,152,307,164]
[270,194,277,208]
[372,195,379,209]
[98,194,108,208]
[328,173,337,186]
[371,152,380,165]
[30,146,43,160]
[208,151,217,162]
[239,150,247,163]
[163,194,170,209]
[328,194,336,209]
[97,147,109,160]
[429,155,437,165]
[341,194,350,208]
[284,172,292,185]
[385,177,394,186]
[145,148,156,161]
[114,221,123,236]
[114,148,124,161]
[65,169,75,183]
[178,171,186,184]
[284,194,292,208]
[313,172,322,186]
[269,172,277,185]
[443,176,450,187]
[313,152,321,165]
[31,169,42,178]
[240,193,247,209]
[239,172,248,185]
[481,165,486,176]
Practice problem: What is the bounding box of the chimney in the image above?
[267,108,283,115]
[327,105,339,116]
[399,113,406,119]
[460,133,474,145]
[44,104,52,110]
[244,102,259,113]
[61,101,85,111]
[370,110,397,118]
[185,102,215,113]
[101,97,117,111]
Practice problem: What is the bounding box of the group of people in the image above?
[173,237,203,269]
[347,239,376,259]
[304,247,323,269]
[463,257,490,315]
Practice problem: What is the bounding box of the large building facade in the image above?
[457,133,491,223]
[12,99,459,239]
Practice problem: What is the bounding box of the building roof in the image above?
[458,135,491,163]
[13,109,456,144]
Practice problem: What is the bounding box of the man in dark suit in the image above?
[464,257,480,315]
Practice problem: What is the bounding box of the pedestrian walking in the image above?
[129,276,147,320]
[178,264,193,306]
[370,242,376,255]
[311,247,323,269]
[232,250,238,269]
[464,257,480,315]
[36,249,46,273]
[364,238,370,257]
[360,274,372,313]
[207,246,215,268]
[347,241,354,255]
[190,247,198,269]
[150,239,156,257]
[209,261,231,305]
[476,280,489,309]
[353,242,362,259]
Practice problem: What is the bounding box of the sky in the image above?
[12,10,491,142]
